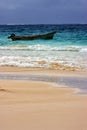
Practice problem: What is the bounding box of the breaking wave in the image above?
[0,44,86,52]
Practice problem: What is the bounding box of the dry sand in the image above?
[0,66,87,130]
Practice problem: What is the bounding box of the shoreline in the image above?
[0,66,87,130]
[0,66,87,94]
[0,66,87,76]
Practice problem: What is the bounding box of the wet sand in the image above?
[0,66,87,76]
[0,66,87,130]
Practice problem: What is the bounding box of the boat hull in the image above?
[8,31,56,41]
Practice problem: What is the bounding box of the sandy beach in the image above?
[0,66,87,130]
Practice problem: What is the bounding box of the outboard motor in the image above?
[8,34,15,38]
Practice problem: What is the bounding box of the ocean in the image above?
[0,24,87,70]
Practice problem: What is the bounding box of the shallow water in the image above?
[0,24,87,69]
[0,73,87,94]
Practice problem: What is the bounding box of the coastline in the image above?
[0,66,87,76]
[0,66,87,130]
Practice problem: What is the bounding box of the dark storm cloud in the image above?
[0,0,87,24]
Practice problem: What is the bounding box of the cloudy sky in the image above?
[0,0,87,24]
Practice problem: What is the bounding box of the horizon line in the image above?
[0,23,87,26]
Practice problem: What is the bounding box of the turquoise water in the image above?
[0,24,87,69]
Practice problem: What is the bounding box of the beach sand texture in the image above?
[0,68,87,130]
[0,21,87,130]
